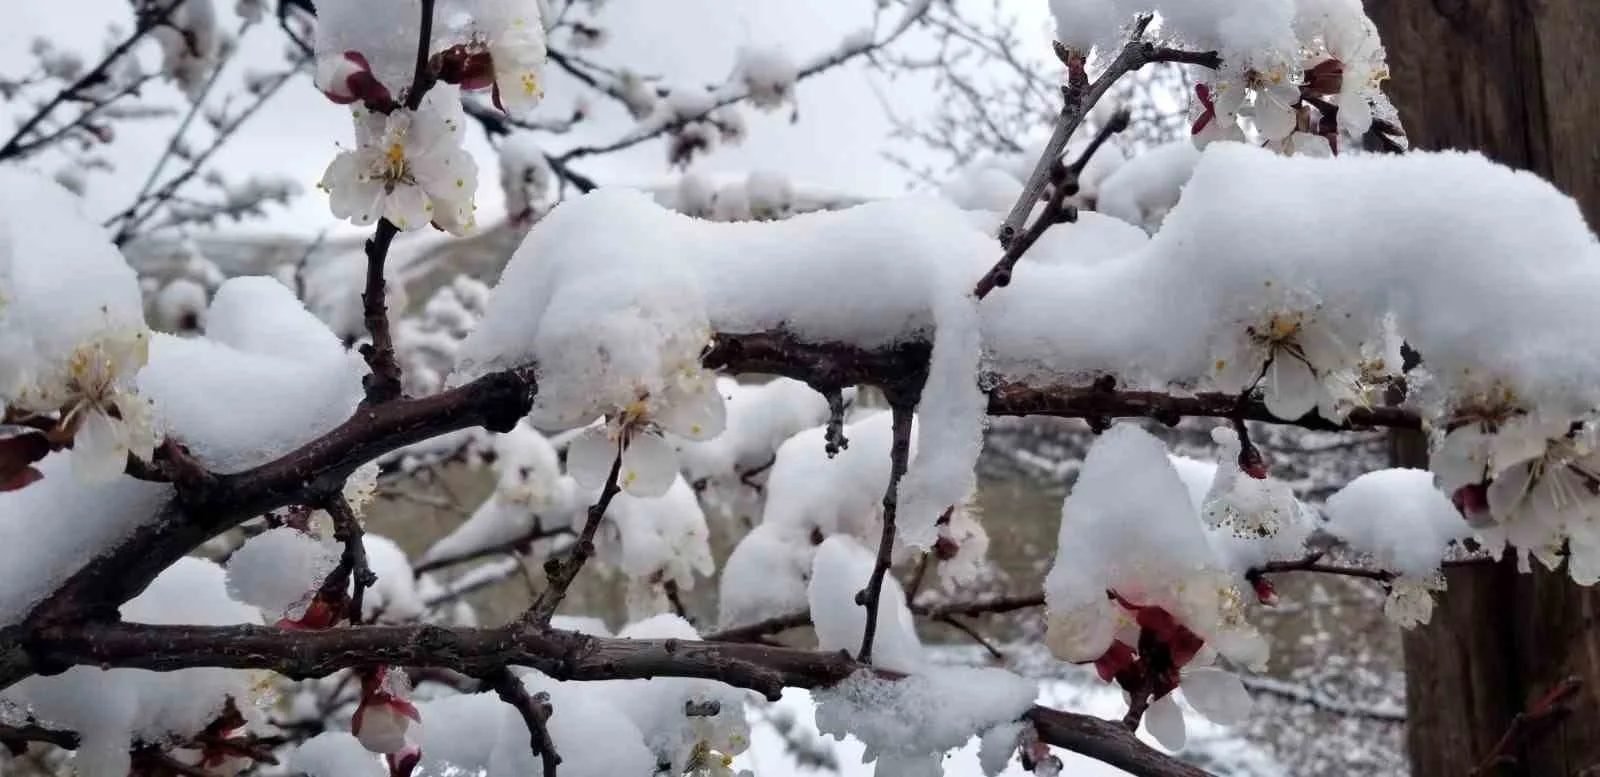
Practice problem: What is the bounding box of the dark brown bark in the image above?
[1369,2,1600,773]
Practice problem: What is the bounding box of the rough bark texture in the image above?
[1370,1,1600,774]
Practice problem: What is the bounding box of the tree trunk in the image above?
[1368,1,1600,774]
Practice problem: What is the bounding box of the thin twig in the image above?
[664,579,691,623]
[527,445,623,623]
[109,18,255,238]
[111,61,306,243]
[324,497,375,624]
[936,614,1004,660]
[1250,553,1396,583]
[855,404,914,664]
[1470,676,1583,775]
[975,17,1220,298]
[487,668,561,777]
[0,0,187,161]
[412,522,573,576]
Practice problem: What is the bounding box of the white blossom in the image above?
[566,365,727,498]
[1212,302,1366,422]
[1384,575,1444,628]
[1145,663,1254,752]
[318,89,477,234]
[42,330,159,483]
[483,13,549,117]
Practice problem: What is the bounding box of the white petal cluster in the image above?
[318,86,478,235]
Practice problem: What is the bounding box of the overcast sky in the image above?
[1,0,1055,240]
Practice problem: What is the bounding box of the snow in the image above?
[808,535,924,673]
[455,189,988,549]
[1093,140,1200,234]
[812,667,1037,774]
[422,422,568,567]
[290,732,384,777]
[673,376,832,526]
[717,522,813,630]
[2,558,262,777]
[1324,468,1470,577]
[760,410,919,550]
[0,452,172,626]
[733,46,798,110]
[137,277,365,474]
[363,534,428,623]
[225,526,342,621]
[582,614,759,773]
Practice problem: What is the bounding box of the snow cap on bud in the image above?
[316,51,392,107]
[352,667,421,754]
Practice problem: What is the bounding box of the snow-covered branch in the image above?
[26,619,1211,777]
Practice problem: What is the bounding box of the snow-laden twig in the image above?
[856,403,913,663]
[0,0,188,161]
[27,620,1214,777]
[552,2,936,164]
[976,16,1221,297]
[109,17,257,239]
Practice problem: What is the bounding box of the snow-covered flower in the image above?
[1190,81,1246,147]
[352,667,421,754]
[1239,66,1302,142]
[316,51,393,107]
[1212,303,1364,422]
[1325,25,1390,137]
[1202,427,1301,538]
[1384,575,1444,628]
[49,329,159,482]
[445,12,549,116]
[1434,404,1600,578]
[566,365,727,498]
[732,46,797,111]
[685,713,752,777]
[318,92,478,234]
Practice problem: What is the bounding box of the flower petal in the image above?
[620,431,678,497]
[657,379,727,441]
[1143,693,1188,752]
[383,183,430,231]
[1263,355,1319,421]
[1180,668,1252,726]
[73,408,129,483]
[1044,597,1117,663]
[566,425,619,491]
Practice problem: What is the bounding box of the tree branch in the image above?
[856,403,913,663]
[487,668,561,777]
[26,620,1214,777]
